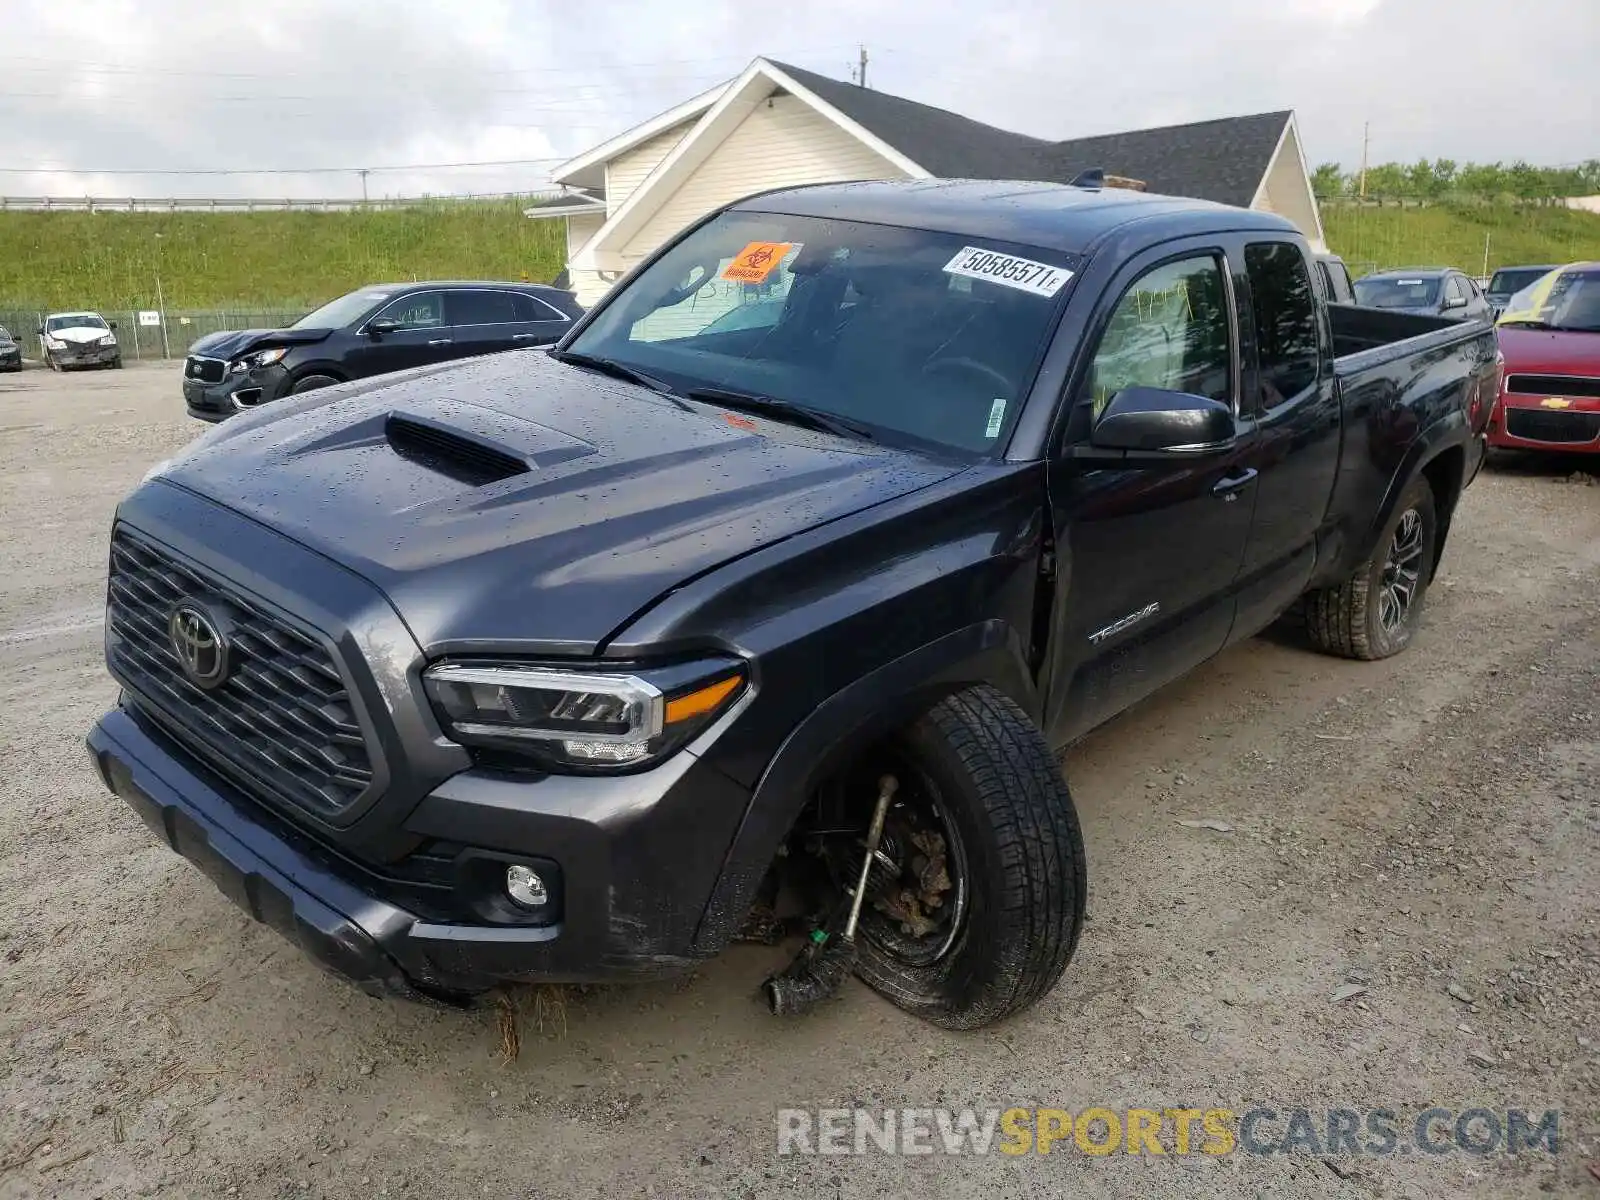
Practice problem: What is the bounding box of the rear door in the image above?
[445,288,522,358]
[348,291,451,377]
[1227,238,1340,640]
[1044,240,1257,742]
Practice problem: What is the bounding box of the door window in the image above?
[1244,243,1320,407]
[511,292,569,322]
[1445,276,1466,306]
[449,290,519,326]
[373,292,444,330]
[1079,254,1232,420]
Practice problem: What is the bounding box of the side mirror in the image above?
[109,321,119,330]
[1444,295,1467,310]
[36,327,44,337]
[1090,386,1236,453]
[365,318,401,338]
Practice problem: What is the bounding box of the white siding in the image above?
[619,94,906,264]
[605,121,695,216]
[565,212,604,263]
[1254,126,1325,249]
[570,269,615,309]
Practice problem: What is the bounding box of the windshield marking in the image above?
[943,246,1073,297]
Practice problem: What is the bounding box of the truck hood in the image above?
[1496,325,1600,376]
[186,326,332,359]
[154,351,961,652]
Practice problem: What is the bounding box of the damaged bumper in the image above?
[88,705,753,1000]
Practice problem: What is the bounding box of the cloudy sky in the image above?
[4,0,1594,199]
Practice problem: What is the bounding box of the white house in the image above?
[531,57,1326,307]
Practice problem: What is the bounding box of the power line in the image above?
[0,47,854,80]
[0,157,566,176]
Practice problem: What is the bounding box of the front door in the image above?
[351,291,451,377]
[1044,244,1258,743]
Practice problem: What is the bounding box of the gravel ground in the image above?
[1,362,1597,1199]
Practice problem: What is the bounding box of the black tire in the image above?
[852,685,1087,1029]
[47,355,60,372]
[290,373,339,395]
[1304,476,1437,660]
[110,356,123,369]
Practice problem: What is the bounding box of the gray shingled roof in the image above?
[769,61,1291,208]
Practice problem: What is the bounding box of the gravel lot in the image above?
[2,362,1597,1199]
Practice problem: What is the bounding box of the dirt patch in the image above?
[1,365,1597,1197]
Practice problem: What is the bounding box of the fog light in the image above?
[505,864,549,909]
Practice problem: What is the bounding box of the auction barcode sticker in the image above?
[943,247,1073,297]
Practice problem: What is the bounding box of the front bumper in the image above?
[88,700,752,999]
[51,343,119,367]
[183,364,290,422]
[0,349,20,371]
[1488,396,1600,453]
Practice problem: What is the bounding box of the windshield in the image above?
[1352,276,1440,309]
[291,289,393,330]
[1488,267,1554,298]
[1498,267,1600,333]
[566,211,1077,455]
[46,313,107,332]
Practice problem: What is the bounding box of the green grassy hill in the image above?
[1323,201,1600,276]
[4,196,1598,313]
[0,200,565,310]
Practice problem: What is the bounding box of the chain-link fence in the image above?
[0,308,304,363]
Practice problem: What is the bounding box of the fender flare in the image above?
[690,619,1038,951]
[1354,411,1473,572]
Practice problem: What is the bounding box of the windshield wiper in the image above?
[683,387,876,442]
[548,348,688,406]
[1497,318,1556,330]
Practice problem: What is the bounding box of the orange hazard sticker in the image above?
[722,242,793,284]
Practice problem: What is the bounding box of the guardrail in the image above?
[0,192,561,213]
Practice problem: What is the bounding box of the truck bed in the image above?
[1329,303,1490,373]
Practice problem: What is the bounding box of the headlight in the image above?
[43,337,63,350]
[423,657,747,772]
[229,346,289,374]
[99,334,117,347]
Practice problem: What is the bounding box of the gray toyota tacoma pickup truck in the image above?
[89,180,1498,1028]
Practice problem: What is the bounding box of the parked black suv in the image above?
[91,181,1498,1029]
[182,282,583,421]
[0,326,20,371]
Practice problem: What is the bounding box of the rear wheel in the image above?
[1305,477,1437,660]
[834,686,1086,1029]
[290,373,340,395]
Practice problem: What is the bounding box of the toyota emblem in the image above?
[168,604,229,689]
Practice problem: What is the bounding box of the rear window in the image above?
[1488,268,1554,297]
[1353,276,1441,309]
[569,211,1079,455]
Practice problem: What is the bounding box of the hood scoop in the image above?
[385,413,532,485]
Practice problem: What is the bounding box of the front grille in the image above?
[1506,374,1600,400]
[1505,408,1600,444]
[106,528,375,819]
[186,356,226,383]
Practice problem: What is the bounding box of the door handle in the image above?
[1211,467,1258,500]
[511,333,539,341]
[426,338,452,346]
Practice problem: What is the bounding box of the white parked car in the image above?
[39,311,122,370]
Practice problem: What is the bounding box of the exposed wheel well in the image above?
[1420,446,1465,573]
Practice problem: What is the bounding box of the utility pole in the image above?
[153,232,171,360]
[1359,122,1370,200]
[359,168,370,204]
[857,44,868,89]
